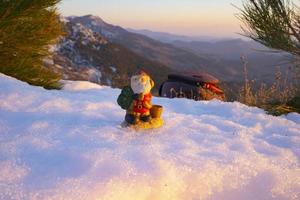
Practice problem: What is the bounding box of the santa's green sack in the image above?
[117,86,134,110]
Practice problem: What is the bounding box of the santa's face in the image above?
[131,74,153,94]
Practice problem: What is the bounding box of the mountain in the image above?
[127,28,219,43]
[67,15,227,78]
[171,39,281,60]
[48,18,173,91]
[171,39,292,83]
[125,28,276,59]
[63,15,291,84]
[46,14,293,101]
[1,73,300,199]
[125,27,292,83]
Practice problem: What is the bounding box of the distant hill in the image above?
[127,27,292,83]
[171,39,292,83]
[172,39,275,60]
[127,28,219,43]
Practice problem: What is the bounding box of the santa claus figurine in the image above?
[125,70,154,125]
[117,70,164,129]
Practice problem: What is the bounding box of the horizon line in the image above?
[61,14,246,40]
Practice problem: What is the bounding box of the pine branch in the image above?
[238,0,300,57]
[0,0,63,89]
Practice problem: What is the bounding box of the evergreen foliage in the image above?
[239,0,300,57]
[0,0,63,89]
[239,0,300,114]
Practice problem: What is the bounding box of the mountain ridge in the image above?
[48,15,293,98]
[48,17,173,91]
[67,15,226,77]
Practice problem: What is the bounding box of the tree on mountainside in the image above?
[0,0,63,89]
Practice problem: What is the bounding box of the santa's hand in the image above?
[143,101,152,109]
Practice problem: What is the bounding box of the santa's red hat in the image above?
[133,70,149,76]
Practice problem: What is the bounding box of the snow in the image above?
[286,113,300,124]
[0,73,300,200]
[110,66,117,73]
[61,80,102,91]
[86,68,102,84]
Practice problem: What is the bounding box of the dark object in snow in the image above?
[159,73,225,101]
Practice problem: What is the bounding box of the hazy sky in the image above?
[58,0,243,38]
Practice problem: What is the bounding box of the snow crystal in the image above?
[0,73,300,200]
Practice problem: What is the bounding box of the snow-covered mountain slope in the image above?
[67,15,221,75]
[0,74,300,200]
[50,19,172,90]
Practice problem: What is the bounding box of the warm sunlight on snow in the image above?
[0,74,300,200]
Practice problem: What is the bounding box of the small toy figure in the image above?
[117,70,163,129]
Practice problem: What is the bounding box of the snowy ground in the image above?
[0,73,300,200]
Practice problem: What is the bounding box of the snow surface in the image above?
[0,73,300,200]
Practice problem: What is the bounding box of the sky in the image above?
[58,0,244,38]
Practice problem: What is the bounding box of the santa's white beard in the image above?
[131,83,146,94]
[131,81,152,94]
